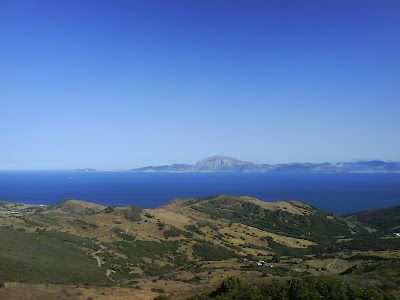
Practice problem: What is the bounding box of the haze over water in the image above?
[1,171,399,214]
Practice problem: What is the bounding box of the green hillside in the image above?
[0,226,108,285]
[344,205,400,234]
[188,194,361,243]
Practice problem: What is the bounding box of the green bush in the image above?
[185,225,204,235]
[103,206,116,213]
[112,227,136,241]
[153,295,170,300]
[192,241,237,261]
[163,226,190,238]
[123,205,142,222]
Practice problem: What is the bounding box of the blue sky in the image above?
[1,0,399,169]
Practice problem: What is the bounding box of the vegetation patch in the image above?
[310,235,400,254]
[192,241,238,261]
[103,206,117,213]
[112,227,136,241]
[163,226,191,238]
[0,227,108,285]
[123,205,142,222]
[185,224,204,235]
[341,260,400,293]
[68,219,99,229]
[190,275,395,299]
[105,239,189,277]
[191,195,357,243]
[344,205,400,234]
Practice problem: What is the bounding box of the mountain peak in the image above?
[196,156,251,167]
[192,156,260,171]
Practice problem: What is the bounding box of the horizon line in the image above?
[1,158,399,171]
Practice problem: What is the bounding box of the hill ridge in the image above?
[1,194,400,298]
[128,156,400,173]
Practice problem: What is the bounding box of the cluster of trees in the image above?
[309,235,400,254]
[192,241,238,261]
[163,225,191,238]
[189,275,395,300]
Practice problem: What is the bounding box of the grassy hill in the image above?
[176,194,361,243]
[344,205,400,234]
[0,196,399,299]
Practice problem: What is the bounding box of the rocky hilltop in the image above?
[130,155,263,172]
[193,156,262,172]
[129,156,400,173]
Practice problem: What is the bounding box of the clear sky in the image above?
[1,0,399,170]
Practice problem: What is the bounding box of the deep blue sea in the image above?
[0,171,399,214]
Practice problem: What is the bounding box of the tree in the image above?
[272,254,280,263]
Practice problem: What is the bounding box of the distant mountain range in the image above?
[127,155,400,173]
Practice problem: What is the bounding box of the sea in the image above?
[0,171,399,215]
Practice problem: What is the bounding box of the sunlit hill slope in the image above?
[0,195,399,299]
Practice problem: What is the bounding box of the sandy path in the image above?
[326,258,338,268]
[92,242,114,281]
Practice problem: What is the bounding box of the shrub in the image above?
[163,226,189,238]
[185,225,204,235]
[192,241,237,261]
[103,206,116,213]
[153,296,170,300]
[123,205,142,222]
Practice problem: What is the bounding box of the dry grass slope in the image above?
[1,195,399,299]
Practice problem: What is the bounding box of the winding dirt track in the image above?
[92,242,115,281]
